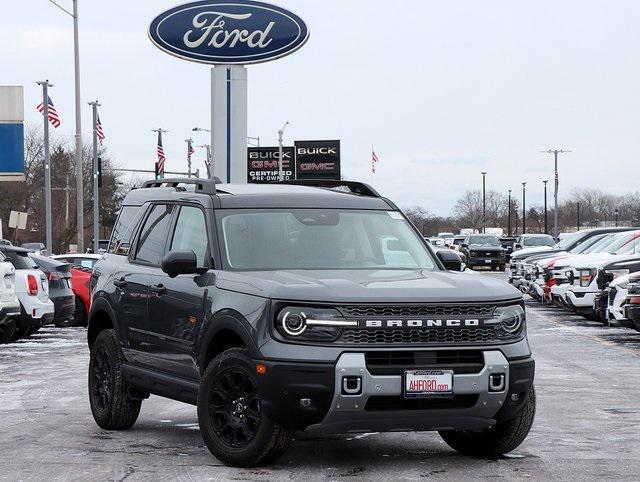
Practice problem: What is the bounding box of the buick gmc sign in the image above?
[148,1,310,64]
[247,146,294,183]
[294,140,341,180]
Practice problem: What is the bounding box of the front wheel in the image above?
[439,385,536,458]
[197,348,293,467]
[88,329,141,430]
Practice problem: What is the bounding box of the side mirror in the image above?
[436,249,462,271]
[514,244,521,250]
[161,250,206,278]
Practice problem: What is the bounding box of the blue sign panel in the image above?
[148,1,309,65]
[0,123,24,178]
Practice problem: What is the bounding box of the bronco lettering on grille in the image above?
[363,319,481,328]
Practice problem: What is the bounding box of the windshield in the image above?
[571,233,609,253]
[556,231,585,250]
[468,235,501,247]
[523,236,555,247]
[218,209,437,270]
[579,234,616,253]
[608,232,640,254]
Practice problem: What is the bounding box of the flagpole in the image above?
[185,138,193,178]
[37,80,54,255]
[89,100,100,253]
[152,128,168,179]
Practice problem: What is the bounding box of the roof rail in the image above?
[279,179,381,198]
[141,177,221,195]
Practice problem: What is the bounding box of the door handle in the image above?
[150,283,166,295]
[113,277,127,288]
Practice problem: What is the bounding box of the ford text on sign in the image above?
[148,1,309,65]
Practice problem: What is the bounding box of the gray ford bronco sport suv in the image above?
[87,178,535,467]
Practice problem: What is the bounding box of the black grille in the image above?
[338,327,498,345]
[366,350,484,375]
[365,394,478,411]
[338,304,494,318]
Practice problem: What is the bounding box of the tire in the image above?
[499,265,505,272]
[88,329,141,430]
[24,324,41,338]
[197,348,294,467]
[439,385,536,458]
[0,319,17,344]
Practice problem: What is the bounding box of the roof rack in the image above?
[279,179,381,198]
[141,177,221,195]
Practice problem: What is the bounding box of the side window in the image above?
[109,206,142,255]
[135,204,174,265]
[170,206,210,267]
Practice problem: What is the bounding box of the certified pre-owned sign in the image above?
[148,1,310,65]
[247,146,294,183]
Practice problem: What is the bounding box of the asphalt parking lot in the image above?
[1,272,640,481]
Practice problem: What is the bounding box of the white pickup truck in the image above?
[0,251,20,343]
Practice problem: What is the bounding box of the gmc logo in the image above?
[363,319,480,328]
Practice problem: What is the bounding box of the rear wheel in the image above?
[0,319,17,344]
[439,386,536,458]
[197,348,293,467]
[88,329,141,430]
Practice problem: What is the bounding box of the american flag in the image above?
[96,114,105,145]
[36,96,61,128]
[371,148,380,174]
[156,134,165,176]
[187,140,195,162]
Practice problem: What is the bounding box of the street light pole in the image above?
[541,149,571,238]
[522,182,527,234]
[50,0,84,251]
[543,180,548,234]
[88,100,100,253]
[278,121,289,181]
[481,171,487,233]
[507,189,512,236]
[36,80,54,255]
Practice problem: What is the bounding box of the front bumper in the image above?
[565,289,596,310]
[257,349,535,434]
[468,256,505,268]
[625,304,640,330]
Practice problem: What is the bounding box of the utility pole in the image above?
[36,80,54,254]
[541,149,571,238]
[278,121,289,181]
[481,171,487,233]
[543,180,549,234]
[577,202,581,231]
[522,182,527,234]
[89,101,100,253]
[507,189,512,236]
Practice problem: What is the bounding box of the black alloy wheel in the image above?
[91,345,113,412]
[208,367,262,448]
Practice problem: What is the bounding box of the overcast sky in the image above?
[2,0,639,215]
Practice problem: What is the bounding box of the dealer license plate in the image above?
[404,369,453,398]
[485,259,493,263]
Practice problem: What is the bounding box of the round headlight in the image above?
[488,305,526,337]
[280,310,307,336]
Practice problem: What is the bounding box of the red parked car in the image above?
[52,254,102,326]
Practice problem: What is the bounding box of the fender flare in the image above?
[87,295,119,347]
[197,309,259,375]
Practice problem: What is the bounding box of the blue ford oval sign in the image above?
[148,1,309,65]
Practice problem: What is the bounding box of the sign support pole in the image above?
[89,101,100,253]
[37,80,53,255]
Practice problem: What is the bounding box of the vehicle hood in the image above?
[522,250,568,264]
[215,269,521,303]
[510,246,554,259]
[610,273,631,288]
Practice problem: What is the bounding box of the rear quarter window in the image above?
[108,206,142,255]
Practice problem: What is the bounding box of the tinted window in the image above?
[170,206,209,267]
[109,206,142,255]
[135,204,173,265]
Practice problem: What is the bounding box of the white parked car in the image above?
[0,246,55,340]
[437,232,455,246]
[0,251,21,343]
